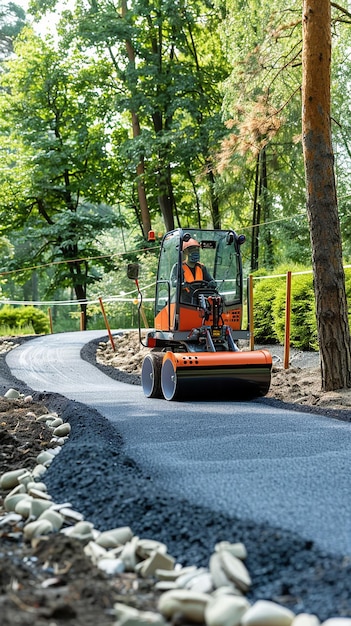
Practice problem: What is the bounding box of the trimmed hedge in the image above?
[253,269,318,351]
[251,277,282,344]
[271,274,318,351]
[0,305,50,334]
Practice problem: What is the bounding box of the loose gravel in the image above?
[1,336,351,621]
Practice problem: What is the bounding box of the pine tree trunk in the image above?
[302,0,351,390]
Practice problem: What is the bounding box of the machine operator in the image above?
[181,238,213,283]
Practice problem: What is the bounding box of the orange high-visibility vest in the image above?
[182,263,205,282]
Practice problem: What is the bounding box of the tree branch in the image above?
[331,2,351,21]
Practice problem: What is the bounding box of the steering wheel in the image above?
[185,280,209,291]
[182,280,218,305]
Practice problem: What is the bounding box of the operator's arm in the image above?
[202,265,216,286]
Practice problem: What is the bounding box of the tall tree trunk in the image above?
[261,148,273,268]
[68,260,88,331]
[302,0,351,390]
[207,168,221,229]
[251,153,261,271]
[156,162,174,232]
[131,111,151,238]
[152,110,175,232]
[120,0,151,239]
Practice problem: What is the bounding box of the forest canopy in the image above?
[0,0,351,340]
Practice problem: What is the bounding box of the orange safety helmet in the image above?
[182,237,200,251]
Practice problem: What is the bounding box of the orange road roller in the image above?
[129,227,272,401]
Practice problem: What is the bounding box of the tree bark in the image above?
[152,107,175,232]
[121,0,151,239]
[207,168,221,230]
[302,0,351,390]
[251,153,261,271]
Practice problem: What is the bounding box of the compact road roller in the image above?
[129,227,272,401]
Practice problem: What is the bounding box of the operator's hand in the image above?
[207,280,217,290]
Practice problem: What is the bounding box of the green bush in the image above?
[252,277,281,344]
[252,266,318,351]
[272,273,318,351]
[0,306,50,334]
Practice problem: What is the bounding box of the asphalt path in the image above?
[6,330,351,557]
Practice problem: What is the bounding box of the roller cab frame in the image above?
[131,228,272,401]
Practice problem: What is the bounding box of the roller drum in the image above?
[160,350,272,401]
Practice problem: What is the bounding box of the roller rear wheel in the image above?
[141,353,163,398]
[161,357,178,401]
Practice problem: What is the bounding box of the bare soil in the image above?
[1,333,351,626]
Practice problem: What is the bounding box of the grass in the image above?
[0,324,36,336]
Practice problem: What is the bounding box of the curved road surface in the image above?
[6,330,351,557]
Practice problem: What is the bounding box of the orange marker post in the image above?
[249,275,254,351]
[48,307,53,334]
[98,297,116,352]
[284,271,292,369]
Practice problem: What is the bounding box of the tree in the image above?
[216,0,307,267]
[37,0,231,233]
[302,0,351,390]
[0,29,126,329]
[0,1,26,60]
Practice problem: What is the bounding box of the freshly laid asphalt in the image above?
[6,330,351,558]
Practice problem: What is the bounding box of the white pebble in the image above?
[220,551,251,593]
[58,507,84,523]
[215,541,247,560]
[0,468,29,490]
[84,541,107,564]
[65,520,95,542]
[241,600,295,626]
[36,451,54,466]
[292,615,320,626]
[38,509,64,531]
[97,557,125,575]
[32,464,47,479]
[4,388,21,399]
[5,493,31,512]
[23,519,53,539]
[30,498,53,519]
[140,551,175,579]
[158,589,210,623]
[49,418,64,428]
[15,497,33,518]
[27,481,47,493]
[205,594,250,626]
[53,423,71,437]
[95,526,133,549]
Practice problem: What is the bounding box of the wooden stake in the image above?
[284,271,292,369]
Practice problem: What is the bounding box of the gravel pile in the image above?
[1,336,351,622]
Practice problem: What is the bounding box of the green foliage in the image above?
[86,230,160,329]
[0,29,127,310]
[0,1,26,60]
[58,0,231,231]
[252,276,283,344]
[0,305,50,334]
[1,0,351,328]
[84,299,154,331]
[0,323,35,336]
[272,273,317,351]
[253,268,318,350]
